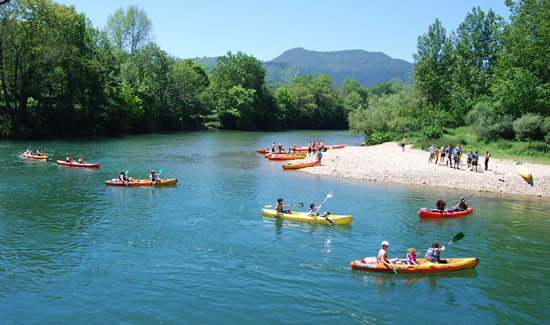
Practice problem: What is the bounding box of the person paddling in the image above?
[425,241,449,264]
[275,198,291,214]
[452,197,468,211]
[378,241,399,267]
[149,170,160,183]
[78,154,86,164]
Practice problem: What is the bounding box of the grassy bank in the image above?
[410,126,550,165]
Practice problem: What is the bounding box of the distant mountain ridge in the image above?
[193,47,413,88]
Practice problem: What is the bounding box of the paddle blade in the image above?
[264,205,274,208]
[125,169,129,174]
[160,169,164,173]
[295,203,304,207]
[452,232,465,242]
[327,191,334,198]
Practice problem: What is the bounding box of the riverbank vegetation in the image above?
[349,0,550,161]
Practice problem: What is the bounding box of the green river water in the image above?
[1,131,549,324]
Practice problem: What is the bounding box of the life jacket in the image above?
[427,248,440,262]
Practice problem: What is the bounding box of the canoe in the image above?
[56,160,100,168]
[282,160,320,170]
[267,154,307,161]
[257,149,286,154]
[418,207,473,218]
[21,153,48,160]
[295,145,345,152]
[105,179,177,186]
[350,257,479,273]
[261,208,353,224]
[517,164,532,182]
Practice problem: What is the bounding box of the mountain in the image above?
[193,47,413,88]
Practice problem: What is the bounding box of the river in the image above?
[1,131,548,324]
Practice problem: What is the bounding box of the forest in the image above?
[0,0,548,158]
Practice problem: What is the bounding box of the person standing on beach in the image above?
[401,136,406,151]
[440,144,446,165]
[485,150,491,170]
[447,145,453,168]
[428,144,435,163]
[472,151,479,172]
[434,146,440,164]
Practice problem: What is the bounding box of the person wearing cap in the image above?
[377,241,398,267]
[452,197,468,211]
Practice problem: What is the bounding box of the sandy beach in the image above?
[299,143,550,197]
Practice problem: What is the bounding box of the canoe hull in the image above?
[350,258,479,273]
[56,160,100,168]
[282,160,320,169]
[21,153,48,160]
[105,179,177,186]
[261,208,352,224]
[517,165,532,182]
[419,207,473,218]
[267,154,306,161]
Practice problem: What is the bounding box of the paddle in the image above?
[125,169,129,187]
[315,192,334,224]
[264,203,304,208]
[388,261,398,274]
[445,232,465,247]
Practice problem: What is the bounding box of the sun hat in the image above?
[381,241,389,247]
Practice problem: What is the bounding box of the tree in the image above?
[212,51,276,130]
[454,7,504,101]
[106,5,151,54]
[413,19,455,110]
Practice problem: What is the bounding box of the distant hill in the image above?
[193,47,413,88]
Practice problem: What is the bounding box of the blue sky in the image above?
[55,0,511,62]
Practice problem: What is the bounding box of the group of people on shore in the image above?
[375,240,450,268]
[428,144,491,172]
[269,140,326,162]
[23,147,45,156]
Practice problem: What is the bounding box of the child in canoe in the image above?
[406,248,420,265]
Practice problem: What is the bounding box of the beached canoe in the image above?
[295,145,345,152]
[267,154,307,161]
[350,257,479,273]
[56,160,100,168]
[418,207,473,218]
[105,179,177,186]
[517,164,532,183]
[282,160,320,170]
[257,149,287,154]
[261,208,353,224]
[21,153,48,160]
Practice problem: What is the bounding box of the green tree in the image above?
[212,51,277,130]
[413,19,455,110]
[106,5,151,54]
[454,7,504,101]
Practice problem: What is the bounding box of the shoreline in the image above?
[299,143,550,197]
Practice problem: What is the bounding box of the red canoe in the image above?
[56,160,100,168]
[418,207,474,218]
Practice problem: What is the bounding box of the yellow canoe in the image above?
[517,164,532,182]
[22,153,48,160]
[261,208,353,224]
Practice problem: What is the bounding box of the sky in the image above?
[55,0,511,63]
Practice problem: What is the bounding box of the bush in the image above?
[529,141,549,153]
[513,114,544,142]
[495,139,512,149]
[366,131,390,145]
[421,125,444,140]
